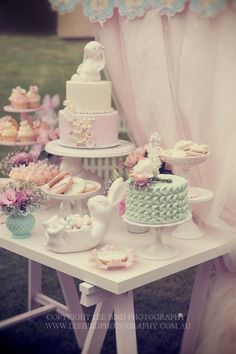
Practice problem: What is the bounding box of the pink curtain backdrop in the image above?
[93,7,236,243]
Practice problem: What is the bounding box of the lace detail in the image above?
[117,0,150,19]
[49,0,80,14]
[189,0,227,18]
[83,0,116,22]
[49,0,235,21]
[153,0,186,17]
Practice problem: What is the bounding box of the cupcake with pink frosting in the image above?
[26,86,41,108]
[9,87,28,109]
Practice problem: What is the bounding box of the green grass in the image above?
[0,35,195,354]
[0,35,87,115]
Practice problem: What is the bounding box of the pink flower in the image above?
[48,128,59,140]
[37,130,49,145]
[0,189,17,206]
[118,197,126,216]
[10,152,33,167]
[15,190,29,205]
[125,147,145,169]
[131,173,149,187]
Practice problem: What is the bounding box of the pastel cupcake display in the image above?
[1,122,18,142]
[26,86,41,108]
[17,121,35,142]
[9,86,28,109]
[8,86,41,110]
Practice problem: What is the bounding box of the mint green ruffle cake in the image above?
[125,174,188,225]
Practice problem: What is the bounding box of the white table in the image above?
[0,207,230,354]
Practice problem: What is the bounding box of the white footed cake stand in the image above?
[123,214,191,260]
[45,139,135,180]
[162,153,214,239]
[42,179,101,217]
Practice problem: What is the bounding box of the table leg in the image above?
[114,291,137,354]
[82,299,114,354]
[180,260,214,354]
[28,260,42,311]
[57,271,88,348]
[80,285,137,354]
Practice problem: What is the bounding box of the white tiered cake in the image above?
[59,41,119,148]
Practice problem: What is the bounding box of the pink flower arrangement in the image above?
[10,152,34,167]
[124,147,146,169]
[0,151,35,177]
[33,119,59,145]
[131,173,150,187]
[0,182,47,216]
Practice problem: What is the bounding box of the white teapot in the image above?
[44,178,126,253]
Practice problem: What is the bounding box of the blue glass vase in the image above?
[6,214,36,239]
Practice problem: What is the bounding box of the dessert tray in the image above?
[123,213,192,261]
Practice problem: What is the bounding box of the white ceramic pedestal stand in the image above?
[123,215,191,260]
[162,153,214,239]
[42,180,101,217]
[45,139,135,182]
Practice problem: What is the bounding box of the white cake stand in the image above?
[123,214,191,260]
[45,139,135,179]
[162,153,214,239]
[42,179,101,217]
[4,105,43,119]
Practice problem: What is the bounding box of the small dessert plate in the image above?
[4,105,43,113]
[91,245,135,269]
[0,140,36,146]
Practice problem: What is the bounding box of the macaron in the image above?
[48,171,73,194]
[69,177,85,194]
[174,140,193,151]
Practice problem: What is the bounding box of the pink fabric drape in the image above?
[93,7,236,240]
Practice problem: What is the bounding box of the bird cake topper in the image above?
[71,41,105,82]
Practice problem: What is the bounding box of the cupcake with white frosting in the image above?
[17,121,35,142]
[1,122,18,142]
[26,86,41,108]
[9,87,28,109]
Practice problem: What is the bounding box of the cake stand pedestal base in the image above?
[139,227,178,260]
[171,218,204,240]
[123,216,191,261]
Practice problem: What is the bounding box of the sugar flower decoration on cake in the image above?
[0,181,47,216]
[115,132,171,189]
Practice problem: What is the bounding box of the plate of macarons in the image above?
[42,171,101,200]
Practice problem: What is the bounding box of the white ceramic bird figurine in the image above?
[44,178,126,253]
